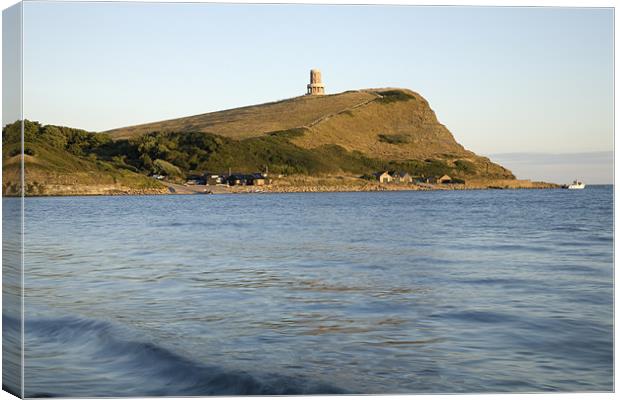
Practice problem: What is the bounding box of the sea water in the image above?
[4,186,613,396]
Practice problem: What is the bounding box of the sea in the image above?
[2,186,614,396]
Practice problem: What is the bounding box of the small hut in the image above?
[375,171,393,183]
[394,172,413,184]
[437,175,452,184]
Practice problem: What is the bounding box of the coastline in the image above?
[11,177,560,197]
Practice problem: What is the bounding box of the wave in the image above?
[11,314,345,397]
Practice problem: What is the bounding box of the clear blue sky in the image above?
[18,2,613,156]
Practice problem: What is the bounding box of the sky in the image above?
[6,2,615,181]
[489,151,613,184]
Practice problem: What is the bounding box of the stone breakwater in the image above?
[13,179,559,197]
[22,184,170,197]
[225,179,559,194]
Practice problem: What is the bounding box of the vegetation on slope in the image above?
[3,116,513,197]
[377,134,411,144]
[96,129,495,178]
[3,87,516,196]
[103,88,514,180]
[2,121,166,196]
[105,91,378,140]
[375,89,417,104]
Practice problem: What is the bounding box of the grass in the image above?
[2,141,165,196]
[105,91,377,140]
[111,130,484,180]
[104,88,514,180]
[267,127,308,139]
[3,85,516,196]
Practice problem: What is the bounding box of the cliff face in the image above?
[106,88,514,179]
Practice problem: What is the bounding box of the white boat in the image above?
[566,180,586,190]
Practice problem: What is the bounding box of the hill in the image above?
[2,121,167,196]
[105,88,514,179]
[3,89,530,196]
[106,90,377,140]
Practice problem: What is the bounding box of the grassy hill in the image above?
[2,122,167,196]
[105,88,514,179]
[3,88,518,196]
[106,91,377,140]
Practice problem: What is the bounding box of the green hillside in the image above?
[2,121,166,196]
[3,88,517,196]
[104,88,514,179]
[108,129,485,179]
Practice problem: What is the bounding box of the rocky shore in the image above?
[225,179,559,194]
[163,176,559,196]
[17,184,169,197]
[11,177,559,197]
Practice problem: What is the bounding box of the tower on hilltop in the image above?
[306,69,325,95]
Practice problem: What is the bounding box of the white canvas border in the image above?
[0,1,616,400]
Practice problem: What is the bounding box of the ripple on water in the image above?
[18,188,613,394]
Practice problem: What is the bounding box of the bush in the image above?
[378,134,410,144]
[153,159,183,177]
[454,159,477,174]
[268,128,307,139]
[6,144,21,157]
[40,126,68,149]
[2,120,23,145]
[376,90,416,104]
[419,159,451,177]
[24,144,36,156]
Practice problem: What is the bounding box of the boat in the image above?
[565,180,586,190]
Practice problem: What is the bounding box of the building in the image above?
[437,175,452,184]
[375,171,393,183]
[186,175,206,185]
[306,69,325,95]
[225,174,250,186]
[224,173,269,186]
[394,172,413,184]
[205,173,223,185]
[423,175,452,184]
[248,173,267,186]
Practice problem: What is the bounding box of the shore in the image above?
[10,175,560,197]
[165,176,559,196]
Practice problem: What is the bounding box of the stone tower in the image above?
[306,69,325,95]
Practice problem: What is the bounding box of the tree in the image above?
[40,126,67,149]
[139,153,153,171]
